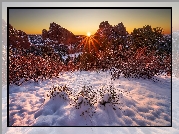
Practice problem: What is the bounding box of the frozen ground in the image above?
[4,70,172,128]
[2,72,179,134]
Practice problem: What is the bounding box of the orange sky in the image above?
[9,9,171,35]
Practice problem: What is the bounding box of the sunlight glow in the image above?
[87,32,91,37]
[77,34,100,53]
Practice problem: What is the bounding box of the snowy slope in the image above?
[7,71,171,126]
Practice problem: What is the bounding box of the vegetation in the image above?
[45,84,129,125]
[9,25,171,85]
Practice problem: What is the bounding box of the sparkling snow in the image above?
[7,71,171,127]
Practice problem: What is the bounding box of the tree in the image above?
[131,25,165,54]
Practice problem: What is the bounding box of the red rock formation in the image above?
[9,24,30,49]
[42,29,48,40]
[42,22,77,45]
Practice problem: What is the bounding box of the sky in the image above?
[9,9,171,35]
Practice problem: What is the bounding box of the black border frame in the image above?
[7,6,172,127]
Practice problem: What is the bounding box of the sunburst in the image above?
[77,34,100,53]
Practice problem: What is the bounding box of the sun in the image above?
[87,32,91,37]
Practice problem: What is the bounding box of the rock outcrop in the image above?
[42,29,48,39]
[9,24,30,49]
[42,22,77,45]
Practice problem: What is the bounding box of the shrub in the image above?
[45,85,72,101]
[45,84,129,124]
[9,53,63,85]
[131,25,164,52]
[97,85,125,110]
[70,86,98,109]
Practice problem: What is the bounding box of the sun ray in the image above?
[77,33,101,54]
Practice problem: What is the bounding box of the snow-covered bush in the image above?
[70,86,98,109]
[45,85,72,101]
[71,86,98,122]
[97,85,124,110]
[45,84,129,122]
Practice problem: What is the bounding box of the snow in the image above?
[6,70,172,127]
[69,52,82,58]
[61,55,68,61]
[62,52,82,61]
[2,71,179,134]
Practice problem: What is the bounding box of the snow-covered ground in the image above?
[2,74,179,134]
[2,73,179,134]
[6,70,172,127]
